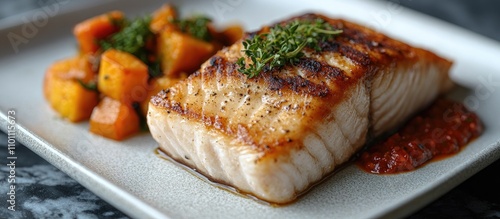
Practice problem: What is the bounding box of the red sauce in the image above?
[357,99,483,174]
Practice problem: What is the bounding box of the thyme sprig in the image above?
[237,18,342,78]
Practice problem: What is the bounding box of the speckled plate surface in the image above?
[1,0,500,218]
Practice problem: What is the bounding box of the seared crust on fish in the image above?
[147,13,453,203]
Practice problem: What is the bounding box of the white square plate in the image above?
[1,0,499,218]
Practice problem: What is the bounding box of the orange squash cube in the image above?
[98,49,149,103]
[157,28,217,77]
[221,25,244,45]
[150,4,177,33]
[139,73,186,117]
[74,11,124,54]
[43,56,99,122]
[89,97,140,140]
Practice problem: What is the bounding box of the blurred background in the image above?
[388,0,499,41]
[0,0,55,17]
[1,0,499,41]
[0,0,499,218]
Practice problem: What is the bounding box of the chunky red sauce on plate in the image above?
[358,99,483,174]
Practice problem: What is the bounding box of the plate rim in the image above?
[0,111,170,219]
[1,0,500,218]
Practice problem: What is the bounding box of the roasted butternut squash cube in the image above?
[89,97,139,140]
[150,4,177,33]
[139,73,186,117]
[157,29,216,77]
[74,11,124,54]
[208,24,244,46]
[98,49,149,103]
[43,56,99,122]
[221,25,244,45]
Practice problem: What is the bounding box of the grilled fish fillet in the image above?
[147,13,453,204]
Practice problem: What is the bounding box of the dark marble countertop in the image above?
[1,0,500,218]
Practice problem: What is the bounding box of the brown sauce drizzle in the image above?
[154,148,353,206]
